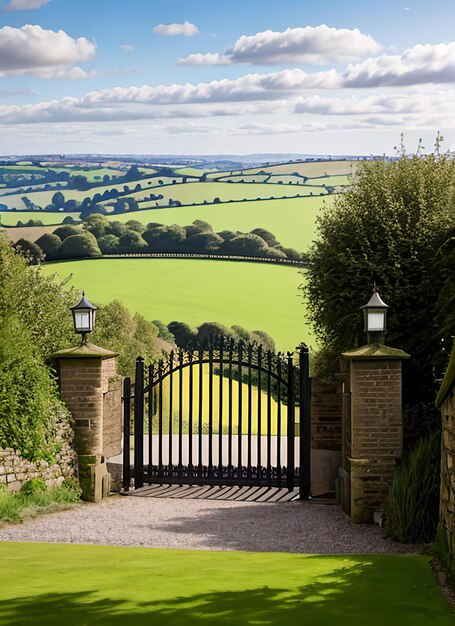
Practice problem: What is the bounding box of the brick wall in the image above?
[311,380,342,450]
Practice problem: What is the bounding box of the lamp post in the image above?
[70,291,97,345]
[360,288,389,345]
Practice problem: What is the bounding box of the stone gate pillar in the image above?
[53,342,118,502]
[338,344,410,523]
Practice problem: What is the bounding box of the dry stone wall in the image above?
[0,406,76,492]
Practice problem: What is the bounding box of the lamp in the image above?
[70,291,97,344]
[360,288,389,345]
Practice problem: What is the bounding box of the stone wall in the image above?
[0,407,76,492]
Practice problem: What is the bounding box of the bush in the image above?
[53,225,81,241]
[20,477,46,495]
[384,431,440,543]
[59,233,101,259]
[0,481,81,525]
[36,233,62,259]
[13,238,44,265]
[98,234,120,254]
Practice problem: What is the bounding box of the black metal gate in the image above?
[122,340,311,499]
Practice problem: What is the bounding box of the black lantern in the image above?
[360,288,389,344]
[70,291,97,344]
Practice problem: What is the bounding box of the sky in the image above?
[0,0,454,155]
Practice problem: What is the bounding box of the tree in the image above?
[221,233,270,257]
[167,321,197,349]
[107,221,128,237]
[14,238,44,265]
[305,139,455,413]
[125,220,146,233]
[98,234,120,254]
[72,175,90,191]
[185,232,223,253]
[51,191,65,209]
[197,322,235,346]
[142,224,186,252]
[118,230,148,253]
[250,228,280,247]
[185,220,213,238]
[83,214,109,239]
[35,233,62,259]
[152,319,175,343]
[251,330,275,352]
[53,224,81,241]
[59,232,101,259]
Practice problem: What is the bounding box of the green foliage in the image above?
[19,477,46,495]
[83,214,109,239]
[0,315,62,460]
[167,321,197,349]
[0,481,81,525]
[152,319,175,343]
[98,234,120,254]
[118,230,147,253]
[59,232,101,259]
[305,142,455,408]
[13,238,44,265]
[54,225,81,241]
[186,232,224,252]
[35,233,62,259]
[384,431,440,543]
[91,300,161,375]
[250,228,280,247]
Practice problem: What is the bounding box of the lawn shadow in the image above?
[0,556,450,626]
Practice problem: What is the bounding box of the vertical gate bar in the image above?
[188,350,193,481]
[286,353,295,492]
[208,344,214,477]
[158,361,163,477]
[247,345,252,479]
[256,345,262,481]
[228,340,233,476]
[198,348,203,477]
[133,357,144,490]
[178,350,184,477]
[147,364,153,482]
[299,345,311,500]
[218,338,224,479]
[237,341,243,479]
[277,358,282,484]
[168,351,174,478]
[266,351,272,483]
[122,376,131,491]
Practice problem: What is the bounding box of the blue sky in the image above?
[0,0,454,155]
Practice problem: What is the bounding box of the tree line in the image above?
[15,215,306,263]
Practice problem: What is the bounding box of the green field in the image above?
[0,211,79,226]
[0,176,186,210]
[131,181,326,209]
[0,543,452,626]
[41,258,310,351]
[244,159,358,177]
[112,195,327,251]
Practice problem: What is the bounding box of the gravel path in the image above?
[0,496,423,554]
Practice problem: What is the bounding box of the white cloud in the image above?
[4,0,50,9]
[153,21,199,37]
[178,25,380,66]
[178,52,231,66]
[0,24,96,77]
[119,44,134,53]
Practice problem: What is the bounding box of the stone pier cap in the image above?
[52,342,118,360]
[342,343,410,361]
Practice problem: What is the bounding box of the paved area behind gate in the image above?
[0,494,423,554]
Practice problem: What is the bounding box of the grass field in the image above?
[0,176,184,210]
[245,160,358,177]
[112,195,327,251]
[0,543,451,626]
[0,211,79,226]
[41,259,310,351]
[132,181,326,209]
[2,225,60,242]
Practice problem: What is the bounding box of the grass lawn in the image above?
[0,543,451,625]
[41,259,310,351]
[112,195,327,251]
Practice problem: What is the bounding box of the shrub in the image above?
[53,225,81,241]
[13,238,44,265]
[59,233,101,259]
[118,231,148,254]
[384,431,440,543]
[98,234,120,254]
[20,477,46,495]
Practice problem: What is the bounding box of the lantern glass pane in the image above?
[75,311,91,331]
[367,312,385,332]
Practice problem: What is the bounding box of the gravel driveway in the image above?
[0,495,423,554]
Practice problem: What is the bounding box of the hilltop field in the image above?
[0,157,356,350]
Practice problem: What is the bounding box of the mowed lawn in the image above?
[112,196,327,251]
[41,259,310,351]
[0,543,452,626]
